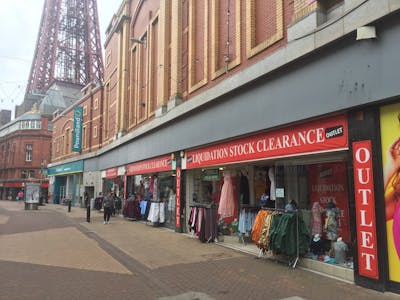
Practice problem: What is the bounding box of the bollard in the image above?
[86,205,91,222]
[68,200,71,212]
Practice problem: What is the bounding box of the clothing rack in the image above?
[257,207,300,268]
[190,203,214,209]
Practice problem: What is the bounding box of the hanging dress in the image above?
[311,202,324,236]
[325,207,339,240]
[218,171,235,220]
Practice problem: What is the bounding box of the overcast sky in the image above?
[0,0,121,118]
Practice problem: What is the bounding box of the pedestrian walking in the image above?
[103,191,114,224]
[84,191,90,223]
[17,190,24,203]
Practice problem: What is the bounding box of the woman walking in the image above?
[103,191,114,224]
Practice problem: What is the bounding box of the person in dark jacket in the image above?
[103,191,114,224]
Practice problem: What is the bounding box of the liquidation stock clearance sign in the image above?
[185,115,348,169]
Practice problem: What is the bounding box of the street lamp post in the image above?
[40,160,47,205]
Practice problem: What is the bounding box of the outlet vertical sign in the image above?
[352,140,379,279]
[175,167,181,230]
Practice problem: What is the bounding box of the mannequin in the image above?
[311,202,324,236]
[310,234,324,256]
[333,237,348,264]
[325,201,339,241]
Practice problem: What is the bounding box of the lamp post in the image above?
[40,160,47,205]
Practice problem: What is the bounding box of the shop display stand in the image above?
[258,207,300,269]
[189,203,217,243]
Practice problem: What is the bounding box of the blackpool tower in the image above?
[16,0,104,117]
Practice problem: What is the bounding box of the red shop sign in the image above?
[105,168,118,179]
[352,140,379,279]
[126,155,172,176]
[4,182,23,187]
[175,167,181,229]
[185,115,348,169]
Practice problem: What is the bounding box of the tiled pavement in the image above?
[1,200,399,300]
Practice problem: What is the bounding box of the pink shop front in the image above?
[181,114,379,283]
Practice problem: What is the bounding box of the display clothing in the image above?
[258,211,310,256]
[268,168,276,200]
[218,171,235,219]
[238,208,257,234]
[251,210,270,243]
[257,213,275,253]
[152,177,158,201]
[123,198,141,219]
[240,172,250,204]
[188,206,217,243]
[147,202,165,223]
[333,238,348,264]
[310,235,324,255]
[168,193,176,211]
[311,202,324,236]
[325,206,339,240]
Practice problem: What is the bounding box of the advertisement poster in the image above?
[307,162,350,243]
[25,183,40,204]
[380,103,400,283]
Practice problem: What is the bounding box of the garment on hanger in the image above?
[218,170,235,219]
[311,202,324,236]
[251,210,270,243]
[268,168,276,201]
[238,208,256,234]
[152,177,158,201]
[147,202,165,223]
[240,172,250,204]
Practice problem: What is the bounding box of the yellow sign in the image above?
[380,103,400,283]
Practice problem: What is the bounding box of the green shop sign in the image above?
[201,169,220,181]
[48,160,83,176]
[72,106,83,152]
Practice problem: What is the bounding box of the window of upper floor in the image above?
[25,144,33,162]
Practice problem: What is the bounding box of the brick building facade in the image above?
[0,111,51,201]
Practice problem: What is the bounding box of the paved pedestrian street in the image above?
[0,200,399,300]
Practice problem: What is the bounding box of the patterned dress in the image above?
[325,207,339,240]
[311,202,324,236]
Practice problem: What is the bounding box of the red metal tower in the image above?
[25,0,104,96]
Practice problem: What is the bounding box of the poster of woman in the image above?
[380,103,400,283]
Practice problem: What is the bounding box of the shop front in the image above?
[125,155,177,230]
[48,160,83,206]
[100,166,125,212]
[1,182,24,201]
[182,114,357,280]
